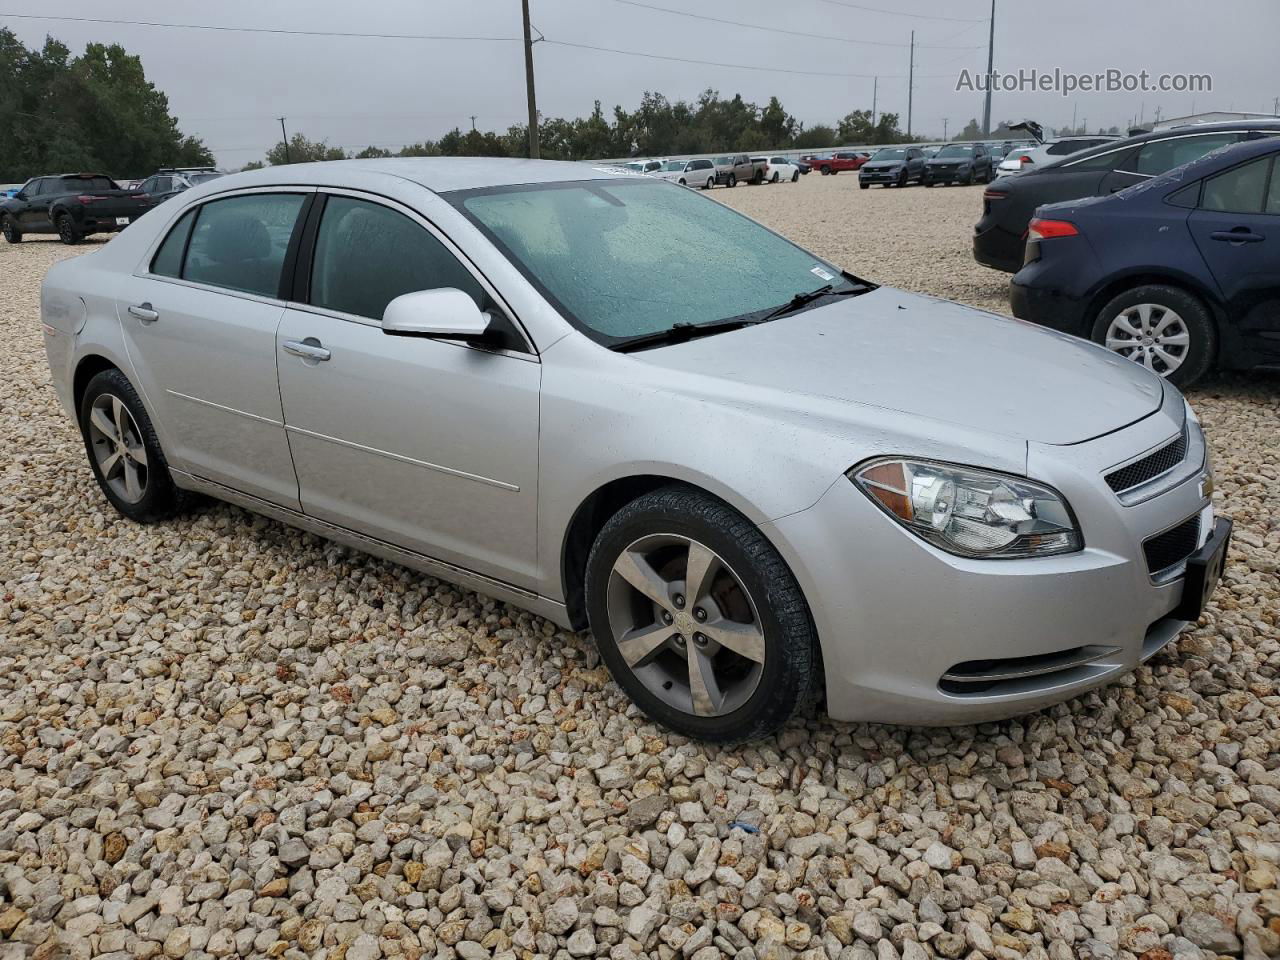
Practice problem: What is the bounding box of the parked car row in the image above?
[0,167,225,244]
[629,154,804,188]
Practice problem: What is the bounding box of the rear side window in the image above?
[150,208,197,278]
[183,193,306,298]
[1268,165,1280,214]
[309,196,487,320]
[1132,134,1241,176]
[1064,147,1133,171]
[1202,157,1272,213]
[1046,141,1082,156]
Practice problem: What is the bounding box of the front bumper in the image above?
[762,389,1217,725]
[925,165,969,182]
[859,168,904,184]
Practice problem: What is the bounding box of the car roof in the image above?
[1042,119,1280,169]
[223,158,639,194]
[1165,134,1280,179]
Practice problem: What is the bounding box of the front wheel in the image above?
[1,215,21,243]
[859,181,869,189]
[897,170,908,188]
[56,213,82,245]
[79,368,186,522]
[585,486,819,742]
[820,166,831,176]
[678,178,686,186]
[726,174,737,188]
[1091,285,1216,388]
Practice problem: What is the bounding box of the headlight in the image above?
[850,459,1082,559]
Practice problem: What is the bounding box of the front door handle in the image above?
[1209,228,1264,244]
[128,302,159,323]
[282,338,331,362]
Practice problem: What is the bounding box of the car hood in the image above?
[635,287,1164,446]
[861,161,902,170]
[927,157,971,165]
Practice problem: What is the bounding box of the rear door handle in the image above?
[1210,229,1264,244]
[282,339,331,362]
[127,302,159,323]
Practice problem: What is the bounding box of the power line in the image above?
[544,38,961,78]
[810,0,986,22]
[612,0,983,48]
[0,12,520,42]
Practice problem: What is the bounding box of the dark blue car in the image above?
[1010,137,1280,387]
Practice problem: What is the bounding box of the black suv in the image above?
[136,167,224,205]
[923,143,994,186]
[974,120,1280,272]
[0,173,152,244]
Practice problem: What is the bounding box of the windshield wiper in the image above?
[756,282,869,324]
[611,317,760,353]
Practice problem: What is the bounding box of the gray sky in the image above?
[4,0,1278,167]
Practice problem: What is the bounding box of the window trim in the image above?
[288,186,538,359]
[134,185,318,308]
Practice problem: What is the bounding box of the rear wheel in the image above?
[79,368,185,522]
[771,171,779,183]
[585,486,819,742]
[705,176,714,189]
[1,215,20,243]
[1091,285,1216,388]
[56,213,81,245]
[791,171,799,182]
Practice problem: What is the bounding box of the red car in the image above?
[808,152,870,175]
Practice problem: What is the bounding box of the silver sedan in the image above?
[41,159,1230,740]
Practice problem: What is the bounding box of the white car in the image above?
[622,159,666,175]
[755,157,799,183]
[653,158,717,189]
[1005,136,1120,173]
[996,147,1037,175]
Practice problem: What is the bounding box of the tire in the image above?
[585,485,819,742]
[924,180,934,188]
[1,215,20,243]
[752,171,763,185]
[771,172,779,183]
[859,182,869,189]
[727,174,737,188]
[1090,284,1216,388]
[897,170,908,188]
[678,178,686,186]
[56,212,82,245]
[705,176,714,190]
[820,166,831,175]
[79,368,186,523]
[963,169,974,185]
[791,172,799,182]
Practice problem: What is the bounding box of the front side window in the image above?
[1132,134,1241,176]
[309,196,487,321]
[454,179,848,344]
[1202,157,1272,213]
[182,193,305,298]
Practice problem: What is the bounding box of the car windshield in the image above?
[871,148,907,161]
[713,156,731,165]
[770,157,788,164]
[623,162,644,171]
[64,176,117,191]
[661,161,686,172]
[453,179,849,345]
[936,145,974,158]
[188,172,223,184]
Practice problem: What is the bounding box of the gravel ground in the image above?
[1,177,1278,960]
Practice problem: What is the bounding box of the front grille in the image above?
[1106,426,1188,494]
[1143,515,1201,575]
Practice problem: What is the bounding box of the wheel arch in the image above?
[73,354,123,415]
[1083,269,1226,340]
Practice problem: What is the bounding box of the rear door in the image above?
[115,189,312,507]
[275,191,541,587]
[1187,154,1280,363]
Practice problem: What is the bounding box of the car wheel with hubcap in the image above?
[1,215,20,243]
[56,213,81,245]
[585,485,819,742]
[771,172,779,183]
[727,174,737,188]
[704,176,714,189]
[79,368,185,522]
[897,170,908,188]
[1091,284,1216,388]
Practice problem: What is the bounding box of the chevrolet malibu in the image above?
[41,159,1230,741]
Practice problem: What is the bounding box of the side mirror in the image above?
[15,192,27,201]
[381,288,495,344]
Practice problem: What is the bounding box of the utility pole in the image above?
[1071,102,1077,133]
[521,0,540,159]
[871,76,878,129]
[907,31,914,139]
[469,115,477,131]
[278,117,291,163]
[942,118,948,140]
[981,0,995,136]
[1272,95,1278,116]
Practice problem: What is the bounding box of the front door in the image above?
[1188,154,1280,363]
[275,192,541,588]
[116,189,311,507]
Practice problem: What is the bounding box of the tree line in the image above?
[0,28,213,183]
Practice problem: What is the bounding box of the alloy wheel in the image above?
[87,393,149,503]
[606,533,765,718]
[58,215,77,244]
[1104,303,1190,377]
[1,218,13,242]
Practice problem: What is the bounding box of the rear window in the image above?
[182,193,306,298]
[151,208,197,278]
[61,176,117,191]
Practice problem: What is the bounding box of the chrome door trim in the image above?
[165,390,284,427]
[299,186,539,358]
[170,469,571,627]
[283,423,520,492]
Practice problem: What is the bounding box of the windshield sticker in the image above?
[811,266,836,282]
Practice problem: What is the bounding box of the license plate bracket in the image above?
[1171,517,1232,621]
